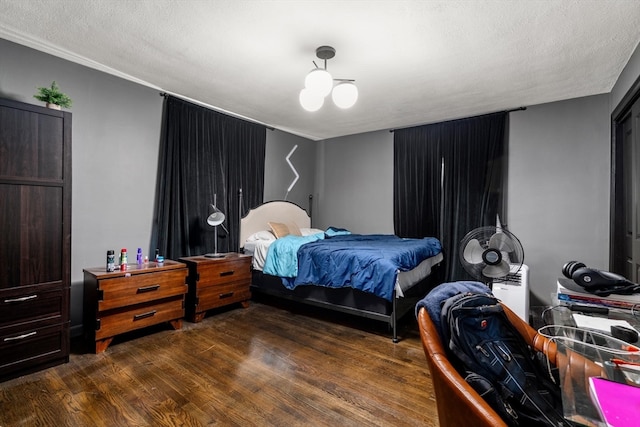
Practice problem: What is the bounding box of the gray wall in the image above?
[0,39,315,335]
[315,98,612,307]
[507,95,610,305]
[0,39,163,334]
[313,130,394,233]
[264,129,315,211]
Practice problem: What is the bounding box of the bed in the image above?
[240,200,444,342]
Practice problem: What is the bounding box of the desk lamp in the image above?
[205,194,228,258]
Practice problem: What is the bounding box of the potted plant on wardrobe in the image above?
[33,81,72,110]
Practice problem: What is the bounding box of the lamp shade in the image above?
[331,81,358,109]
[304,68,333,97]
[299,88,324,112]
[207,204,225,226]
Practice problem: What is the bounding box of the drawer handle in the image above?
[133,310,157,321]
[4,331,37,342]
[137,284,160,293]
[4,294,38,303]
[219,292,234,299]
[220,270,234,277]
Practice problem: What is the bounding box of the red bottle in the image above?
[120,248,128,270]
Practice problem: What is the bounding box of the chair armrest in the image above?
[501,304,604,407]
[418,307,508,427]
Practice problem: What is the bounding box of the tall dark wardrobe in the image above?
[0,97,71,381]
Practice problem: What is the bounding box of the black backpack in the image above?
[440,292,571,427]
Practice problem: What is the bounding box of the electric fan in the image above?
[459,226,525,285]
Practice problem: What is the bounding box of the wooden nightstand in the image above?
[179,253,252,322]
[83,260,188,353]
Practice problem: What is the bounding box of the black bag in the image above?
[440,292,570,427]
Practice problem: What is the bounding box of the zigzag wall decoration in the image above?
[285,144,299,199]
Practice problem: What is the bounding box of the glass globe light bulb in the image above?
[331,82,358,109]
[299,88,324,112]
[304,68,333,97]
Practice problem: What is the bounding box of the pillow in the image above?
[325,226,351,237]
[245,230,276,243]
[300,227,324,236]
[268,221,290,238]
[287,222,302,236]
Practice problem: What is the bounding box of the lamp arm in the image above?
[219,222,229,234]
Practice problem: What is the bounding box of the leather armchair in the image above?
[417,304,604,427]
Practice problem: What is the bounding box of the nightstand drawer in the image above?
[196,258,251,288]
[196,281,252,310]
[95,298,184,340]
[98,269,187,311]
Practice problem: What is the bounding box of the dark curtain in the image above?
[151,96,266,260]
[393,112,507,281]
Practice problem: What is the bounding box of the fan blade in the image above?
[463,239,485,264]
[489,232,515,252]
[483,260,511,279]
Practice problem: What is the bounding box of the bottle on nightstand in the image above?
[120,248,128,270]
[106,250,115,272]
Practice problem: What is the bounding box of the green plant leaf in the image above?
[33,81,73,108]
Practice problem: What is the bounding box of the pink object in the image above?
[589,377,640,427]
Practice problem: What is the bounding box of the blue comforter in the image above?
[266,234,442,301]
[263,233,324,277]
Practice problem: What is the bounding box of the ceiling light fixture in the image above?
[299,46,358,112]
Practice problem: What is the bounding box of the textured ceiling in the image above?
[1,0,640,140]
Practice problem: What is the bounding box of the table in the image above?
[83,260,188,353]
[179,253,252,322]
[534,302,640,426]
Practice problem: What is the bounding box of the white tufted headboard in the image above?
[239,200,311,247]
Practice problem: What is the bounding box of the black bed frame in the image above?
[239,196,443,342]
[250,269,441,342]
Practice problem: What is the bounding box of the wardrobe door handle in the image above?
[4,295,38,303]
[4,331,37,342]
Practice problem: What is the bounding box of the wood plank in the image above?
[0,301,439,426]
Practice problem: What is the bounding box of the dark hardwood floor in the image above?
[0,299,438,426]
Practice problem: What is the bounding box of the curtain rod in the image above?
[159,92,275,131]
[389,107,527,133]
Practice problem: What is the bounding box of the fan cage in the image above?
[459,226,524,283]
